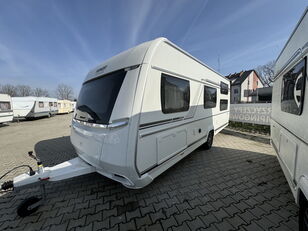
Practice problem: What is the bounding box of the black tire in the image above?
[204,131,214,150]
[300,194,308,231]
[17,196,41,217]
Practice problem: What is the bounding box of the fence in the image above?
[229,103,272,125]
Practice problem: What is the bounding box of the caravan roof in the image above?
[85,37,228,83]
[12,97,58,102]
[275,7,308,76]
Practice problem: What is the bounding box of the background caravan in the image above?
[11,37,230,201]
[271,8,308,230]
[12,97,58,119]
[57,100,73,114]
[0,94,13,124]
[71,37,230,188]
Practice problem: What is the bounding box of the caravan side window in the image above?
[220,82,228,95]
[204,86,217,109]
[281,58,306,115]
[0,102,11,111]
[161,73,190,114]
[220,99,228,111]
[38,102,44,108]
[54,102,57,107]
[49,102,53,107]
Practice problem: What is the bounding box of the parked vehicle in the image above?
[2,37,230,217]
[12,97,58,119]
[70,37,230,188]
[0,94,13,124]
[271,8,308,230]
[71,101,76,112]
[57,100,73,114]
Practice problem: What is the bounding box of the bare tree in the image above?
[0,84,17,96]
[255,60,275,87]
[56,84,74,100]
[16,85,32,96]
[32,87,49,97]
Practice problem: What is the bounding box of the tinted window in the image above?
[0,102,11,111]
[220,99,228,111]
[220,82,229,95]
[75,69,126,124]
[38,102,44,108]
[204,86,217,109]
[161,74,190,114]
[281,58,306,115]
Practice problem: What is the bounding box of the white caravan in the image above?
[271,8,308,230]
[70,37,230,188]
[6,38,230,217]
[0,94,13,124]
[12,97,58,119]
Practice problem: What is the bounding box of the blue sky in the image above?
[0,0,307,97]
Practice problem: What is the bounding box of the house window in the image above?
[0,102,11,111]
[38,102,44,108]
[281,58,306,115]
[220,99,228,111]
[161,73,190,114]
[220,82,228,95]
[204,86,217,109]
[234,89,238,94]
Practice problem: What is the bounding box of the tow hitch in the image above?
[0,151,95,217]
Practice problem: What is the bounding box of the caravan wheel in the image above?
[203,131,214,150]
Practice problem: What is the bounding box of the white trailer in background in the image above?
[12,97,58,119]
[271,7,308,230]
[2,37,230,217]
[71,101,76,112]
[0,94,13,124]
[57,100,73,114]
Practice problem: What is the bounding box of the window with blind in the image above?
[161,74,190,114]
[204,86,217,109]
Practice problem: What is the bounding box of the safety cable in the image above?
[0,165,34,181]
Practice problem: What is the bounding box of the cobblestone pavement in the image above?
[0,115,299,230]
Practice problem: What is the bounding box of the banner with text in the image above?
[230,103,272,125]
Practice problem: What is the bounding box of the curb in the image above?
[221,128,270,144]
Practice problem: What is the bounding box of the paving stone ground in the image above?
[0,114,299,230]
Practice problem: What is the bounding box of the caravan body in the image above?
[271,8,308,228]
[48,99,58,116]
[0,94,13,124]
[71,102,76,112]
[57,100,73,114]
[12,97,58,119]
[71,37,230,188]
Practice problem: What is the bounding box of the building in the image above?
[226,70,264,103]
[250,86,272,103]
